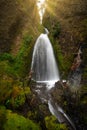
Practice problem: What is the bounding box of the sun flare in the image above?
[37,0,46,24]
[37,0,55,24]
[39,0,45,4]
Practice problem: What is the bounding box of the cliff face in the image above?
[44,0,87,79]
[44,0,87,51]
[55,0,87,51]
[0,0,39,53]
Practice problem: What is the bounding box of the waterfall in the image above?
[31,31,76,130]
[31,33,60,83]
[48,99,76,130]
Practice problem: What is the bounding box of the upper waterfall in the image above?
[31,32,60,82]
[37,0,47,24]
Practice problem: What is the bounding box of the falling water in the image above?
[48,99,76,130]
[31,30,76,130]
[37,0,46,24]
[31,32,60,84]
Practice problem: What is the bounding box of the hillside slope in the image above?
[0,0,40,54]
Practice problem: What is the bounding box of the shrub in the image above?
[45,116,68,130]
[4,110,40,130]
[0,53,15,63]
[0,107,40,130]
[14,34,34,77]
[0,79,13,104]
[6,86,31,108]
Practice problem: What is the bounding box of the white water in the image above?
[37,0,46,24]
[31,33,60,85]
[48,100,76,130]
[37,80,58,89]
[31,31,76,129]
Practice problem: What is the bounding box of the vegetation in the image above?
[14,34,34,77]
[43,14,71,77]
[0,0,87,130]
[45,116,68,130]
[0,32,36,78]
[0,106,40,130]
[0,0,40,53]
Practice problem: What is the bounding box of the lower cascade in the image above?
[31,32,60,84]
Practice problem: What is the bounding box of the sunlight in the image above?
[36,0,56,24]
[37,0,46,9]
[39,0,45,4]
[37,0,47,24]
[46,0,57,16]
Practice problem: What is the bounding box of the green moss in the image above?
[45,116,68,130]
[14,34,34,78]
[5,111,40,130]
[0,107,40,130]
